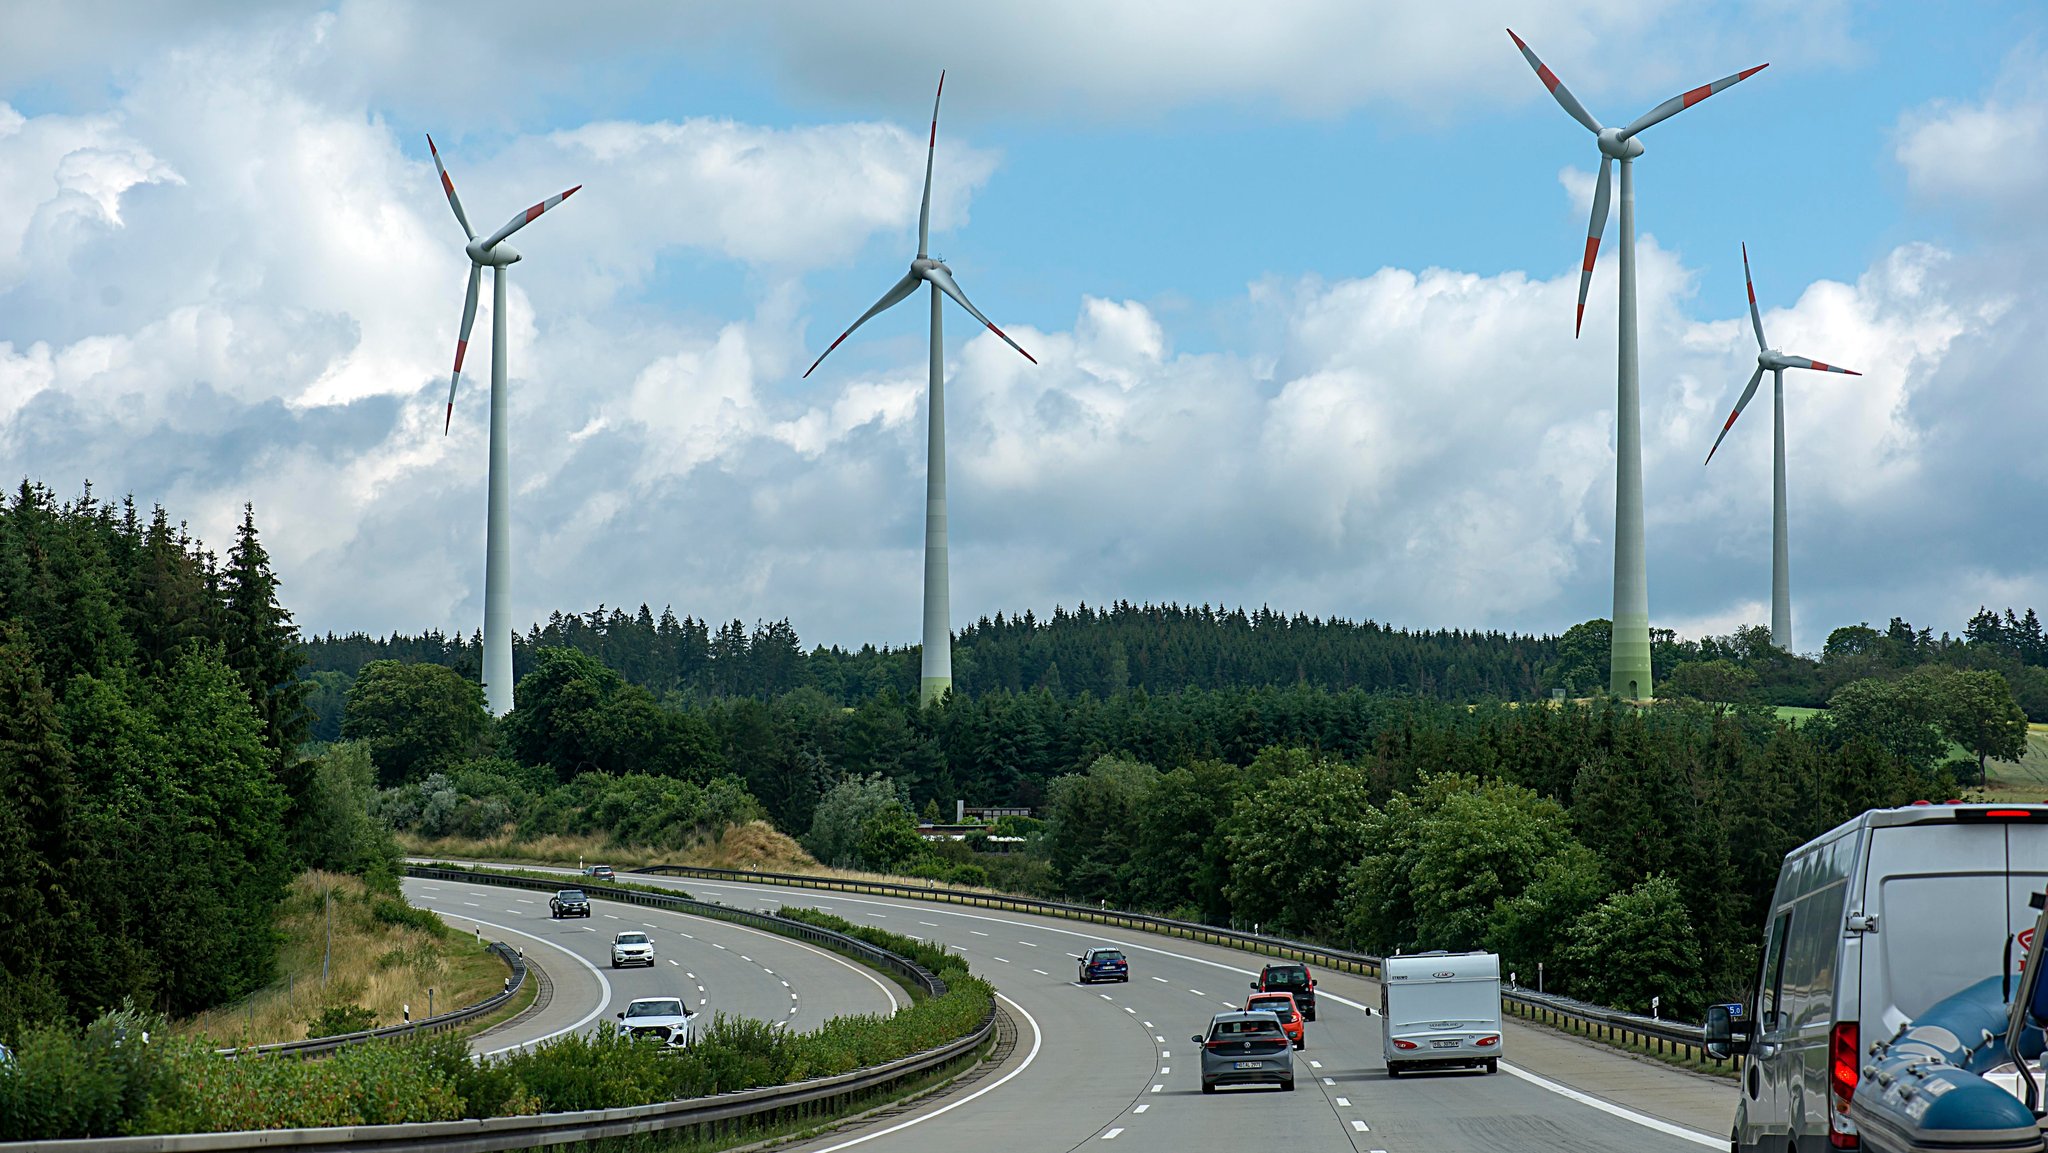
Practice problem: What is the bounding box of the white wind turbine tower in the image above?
[1704,244,1861,652]
[1508,30,1767,700]
[427,135,580,716]
[803,72,1038,707]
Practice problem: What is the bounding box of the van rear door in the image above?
[1862,819,2048,1040]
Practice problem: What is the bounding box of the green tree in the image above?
[1554,619,1611,696]
[1559,875,1706,1016]
[0,626,75,1034]
[296,743,397,875]
[1126,760,1246,922]
[1043,756,1158,905]
[1918,666,2028,783]
[342,661,488,787]
[805,774,908,869]
[1661,659,1758,704]
[1223,755,1372,938]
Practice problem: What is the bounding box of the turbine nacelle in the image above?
[912,256,950,279]
[1597,128,1645,160]
[467,241,522,267]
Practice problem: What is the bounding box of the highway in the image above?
[401,876,902,1056]
[416,864,1737,1152]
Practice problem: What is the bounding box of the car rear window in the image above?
[1263,966,1308,987]
[1212,1019,1283,1038]
[1249,999,1296,1020]
[1093,951,1125,962]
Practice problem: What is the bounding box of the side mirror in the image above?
[1704,1003,1752,1059]
[1310,980,1317,988]
[1249,981,1259,990]
[1191,1035,1204,1045]
[615,1011,624,1019]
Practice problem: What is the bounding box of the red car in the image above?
[1244,991,1307,1050]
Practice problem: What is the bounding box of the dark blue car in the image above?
[1077,946,1129,984]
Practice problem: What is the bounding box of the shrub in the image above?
[306,1005,378,1039]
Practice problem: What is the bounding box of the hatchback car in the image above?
[1251,962,1317,1021]
[584,864,617,882]
[1195,1011,1295,1093]
[1076,946,1129,984]
[616,997,694,1047]
[1243,991,1306,1050]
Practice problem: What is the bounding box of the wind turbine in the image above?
[427,134,580,716]
[1508,30,1767,700]
[1704,243,1860,652]
[802,72,1037,707]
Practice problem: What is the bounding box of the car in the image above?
[548,889,592,918]
[1251,962,1317,1021]
[1076,946,1129,984]
[615,997,695,1047]
[584,865,616,882]
[612,930,655,968]
[1194,1011,1295,1093]
[1243,990,1306,1050]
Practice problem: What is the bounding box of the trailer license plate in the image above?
[1234,1061,1262,1069]
[1431,1039,1460,1048]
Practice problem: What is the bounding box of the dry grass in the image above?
[177,871,510,1047]
[399,820,823,873]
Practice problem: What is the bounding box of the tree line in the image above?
[0,483,384,1040]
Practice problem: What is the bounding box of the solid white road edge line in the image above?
[805,992,1043,1153]
[1499,1062,1721,1148]
[417,909,614,1058]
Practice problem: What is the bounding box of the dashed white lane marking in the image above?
[1143,1021,1153,1029]
[1099,993,1113,1001]
[1153,1035,1164,1043]
[513,898,532,903]
[970,930,989,936]
[1188,988,1204,996]
[604,913,619,919]
[1335,1097,1350,1107]
[679,932,695,939]
[803,992,1042,1153]
[993,957,1011,964]
[1351,1121,1369,1132]
[1101,1129,1123,1140]
[686,972,696,979]
[461,901,480,907]
[1309,1060,1323,1069]
[1161,1050,1171,1058]
[741,955,752,962]
[763,968,774,975]
[1160,1066,1170,1075]
[919,921,938,927]
[780,980,790,987]
[1124,1007,1136,1014]
[712,943,727,950]
[504,909,521,914]
[1499,1063,1722,1148]
[420,887,441,892]
[669,960,680,967]
[1133,1104,1150,1114]
[1322,1078,1335,1086]
[583,927,597,933]
[1149,1084,1162,1093]
[1150,976,1169,983]
[641,923,657,928]
[1019,941,1038,947]
[1032,969,1048,975]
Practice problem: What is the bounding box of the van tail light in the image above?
[1392,1039,1419,1050]
[1829,1021,1859,1148]
[1475,1035,1499,1047]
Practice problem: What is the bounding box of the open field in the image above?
[1970,723,2048,802]
[177,871,514,1047]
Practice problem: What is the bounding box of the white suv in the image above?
[611,931,656,968]
[616,997,694,1047]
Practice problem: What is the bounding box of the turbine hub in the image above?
[1758,348,1783,369]
[912,256,945,278]
[1596,128,1645,160]
[466,240,523,267]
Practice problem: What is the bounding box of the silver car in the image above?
[1194,1010,1295,1093]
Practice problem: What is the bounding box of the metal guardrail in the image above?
[629,862,1726,1069]
[213,942,527,1059]
[7,868,995,1153]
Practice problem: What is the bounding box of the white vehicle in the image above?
[611,931,655,969]
[616,997,694,1047]
[1380,951,1501,1076]
[1708,804,2048,1152]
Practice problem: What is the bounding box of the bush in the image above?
[0,1004,185,1139]
[306,1005,378,1039]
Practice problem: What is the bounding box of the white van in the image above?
[1381,951,1502,1076]
[1708,804,2048,1152]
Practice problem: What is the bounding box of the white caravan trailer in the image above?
[1707,804,2048,1152]
[1380,950,1502,1075]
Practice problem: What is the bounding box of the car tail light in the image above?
[1829,1022,1859,1148]
[1392,1039,1418,1050]
[1475,1035,1499,1047]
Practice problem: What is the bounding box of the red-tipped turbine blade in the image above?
[444,263,483,435]
[803,271,923,378]
[1705,364,1767,464]
[918,70,945,257]
[926,265,1036,364]
[1575,156,1613,337]
[1621,63,1768,139]
[426,134,476,240]
[1742,243,1767,350]
[1506,29,1603,135]
[480,185,582,251]
[1782,355,1860,376]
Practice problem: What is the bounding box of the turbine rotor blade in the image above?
[445,263,483,434]
[426,135,476,240]
[1621,63,1768,139]
[1576,156,1613,338]
[802,271,923,378]
[1705,364,1767,464]
[918,70,944,258]
[926,265,1036,364]
[480,184,583,251]
[1506,29,1603,134]
[1742,242,1767,349]
[1780,355,1860,376]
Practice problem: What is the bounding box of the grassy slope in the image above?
[398,819,823,873]
[177,871,511,1047]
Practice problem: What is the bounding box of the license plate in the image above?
[1234,1061,1263,1069]
[1431,1039,1460,1049]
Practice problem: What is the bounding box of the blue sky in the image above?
[2,1,2045,655]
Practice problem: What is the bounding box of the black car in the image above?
[549,889,592,918]
[1252,963,1317,1021]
